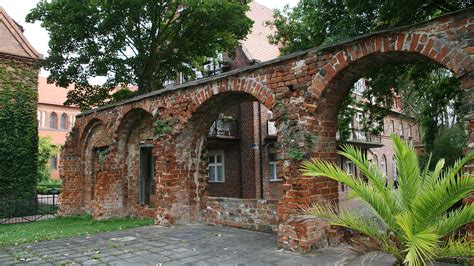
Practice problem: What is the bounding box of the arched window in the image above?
[60,113,68,130]
[372,154,378,168]
[49,112,58,129]
[392,155,398,188]
[381,155,387,177]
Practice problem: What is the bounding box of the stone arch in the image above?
[114,108,154,217]
[169,80,276,224]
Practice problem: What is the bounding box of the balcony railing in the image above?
[208,116,238,138]
[267,121,277,136]
[336,129,382,145]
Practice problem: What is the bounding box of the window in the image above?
[381,155,387,177]
[372,154,378,168]
[42,111,46,127]
[208,150,225,182]
[399,122,404,137]
[49,112,58,129]
[37,111,41,126]
[408,125,412,139]
[50,155,57,170]
[139,145,154,205]
[60,113,68,130]
[345,161,354,176]
[392,155,398,188]
[268,145,278,181]
[390,120,395,134]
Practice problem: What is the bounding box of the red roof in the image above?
[241,2,280,62]
[37,77,76,106]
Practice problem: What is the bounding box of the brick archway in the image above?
[307,34,472,166]
[168,79,277,224]
[59,9,473,252]
[114,108,155,217]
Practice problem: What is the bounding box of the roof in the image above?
[241,1,280,62]
[0,7,41,60]
[38,77,78,107]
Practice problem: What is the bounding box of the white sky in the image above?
[0,0,298,77]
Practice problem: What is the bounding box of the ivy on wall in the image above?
[0,58,39,197]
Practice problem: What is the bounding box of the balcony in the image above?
[336,129,383,148]
[208,115,239,139]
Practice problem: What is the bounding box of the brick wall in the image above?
[201,197,278,233]
[60,9,473,252]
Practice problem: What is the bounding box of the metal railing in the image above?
[0,191,60,224]
[208,116,238,138]
[337,129,382,144]
[267,121,277,136]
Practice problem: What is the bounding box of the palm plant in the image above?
[301,135,474,266]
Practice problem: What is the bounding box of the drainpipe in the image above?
[238,104,243,198]
[258,103,264,199]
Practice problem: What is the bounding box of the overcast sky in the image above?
[0,0,298,76]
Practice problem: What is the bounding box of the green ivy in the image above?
[288,148,305,161]
[154,118,175,136]
[0,59,39,198]
[304,133,317,145]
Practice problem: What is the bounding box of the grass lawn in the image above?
[0,215,153,246]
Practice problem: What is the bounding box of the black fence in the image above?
[0,192,59,225]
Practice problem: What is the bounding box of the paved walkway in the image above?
[0,224,392,265]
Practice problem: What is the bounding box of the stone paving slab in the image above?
[0,224,385,265]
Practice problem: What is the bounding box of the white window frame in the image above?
[345,161,354,176]
[269,161,278,181]
[208,150,225,183]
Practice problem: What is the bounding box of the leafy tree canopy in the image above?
[27,0,253,110]
[269,0,471,149]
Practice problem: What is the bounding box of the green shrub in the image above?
[301,136,474,266]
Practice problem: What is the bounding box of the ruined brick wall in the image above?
[201,197,278,232]
[60,9,473,252]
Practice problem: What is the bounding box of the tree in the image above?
[301,136,474,265]
[27,0,253,110]
[420,124,468,170]
[268,0,471,145]
[38,136,60,182]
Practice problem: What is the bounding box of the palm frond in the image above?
[303,202,386,236]
[392,135,420,211]
[338,145,386,196]
[301,154,401,232]
[435,203,474,237]
[442,152,474,184]
[301,158,358,188]
[436,237,474,259]
[396,212,438,266]
[412,173,474,231]
[339,145,402,216]
[425,158,445,188]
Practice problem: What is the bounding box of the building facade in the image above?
[37,77,81,179]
